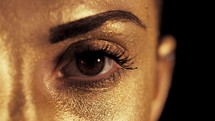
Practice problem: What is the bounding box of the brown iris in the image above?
[76,51,105,76]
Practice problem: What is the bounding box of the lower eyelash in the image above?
[59,68,127,92]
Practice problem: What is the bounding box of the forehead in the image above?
[0,0,151,21]
[0,0,148,9]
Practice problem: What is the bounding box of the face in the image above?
[0,0,175,121]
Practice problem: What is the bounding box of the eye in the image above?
[62,51,116,77]
[55,39,137,90]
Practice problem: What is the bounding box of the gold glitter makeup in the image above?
[0,0,174,121]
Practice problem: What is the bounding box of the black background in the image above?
[158,0,203,121]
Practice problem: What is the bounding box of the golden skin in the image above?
[0,0,175,121]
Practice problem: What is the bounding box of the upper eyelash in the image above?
[55,39,137,72]
[80,43,137,70]
[103,45,137,70]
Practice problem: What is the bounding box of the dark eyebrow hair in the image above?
[50,10,146,44]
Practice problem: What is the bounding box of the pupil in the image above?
[76,51,105,76]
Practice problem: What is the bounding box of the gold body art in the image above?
[0,0,175,121]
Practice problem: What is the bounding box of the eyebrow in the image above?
[50,10,146,44]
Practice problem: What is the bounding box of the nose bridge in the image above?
[0,3,40,121]
[0,34,37,121]
[0,33,14,121]
[0,35,26,121]
[9,42,26,121]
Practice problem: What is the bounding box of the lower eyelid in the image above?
[56,66,125,91]
[60,63,118,82]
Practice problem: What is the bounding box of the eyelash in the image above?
[82,43,137,70]
[56,40,137,91]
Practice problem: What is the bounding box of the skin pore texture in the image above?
[0,0,175,121]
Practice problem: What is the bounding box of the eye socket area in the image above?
[54,39,136,89]
[61,50,117,80]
